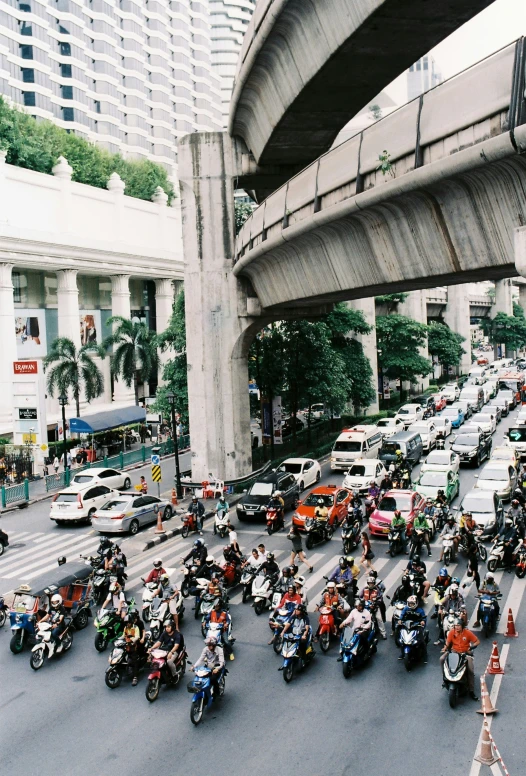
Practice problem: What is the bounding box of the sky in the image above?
[385,0,526,104]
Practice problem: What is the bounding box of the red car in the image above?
[368,489,425,538]
[292,485,352,530]
[431,393,447,412]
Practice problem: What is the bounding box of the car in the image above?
[394,404,424,428]
[442,383,460,403]
[498,389,517,410]
[375,417,405,437]
[50,484,121,525]
[415,469,460,504]
[477,355,489,366]
[406,420,437,453]
[69,467,132,491]
[471,412,497,435]
[474,461,518,502]
[439,407,464,429]
[433,416,452,438]
[487,397,510,417]
[277,458,321,491]
[369,489,426,538]
[490,445,520,470]
[451,400,473,420]
[237,471,300,522]
[431,393,447,412]
[484,380,498,400]
[416,395,437,415]
[485,404,503,423]
[281,415,307,437]
[450,432,492,467]
[516,407,526,423]
[342,459,387,493]
[91,494,173,535]
[421,449,460,475]
[292,485,352,530]
[455,489,503,534]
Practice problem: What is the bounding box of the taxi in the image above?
[292,485,352,530]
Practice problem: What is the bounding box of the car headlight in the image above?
[330,457,335,462]
[467,449,477,457]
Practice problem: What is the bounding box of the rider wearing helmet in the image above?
[315,581,349,628]
[144,558,166,584]
[188,494,205,535]
[439,514,460,561]
[216,494,229,517]
[280,602,312,658]
[435,489,447,507]
[475,572,501,626]
[267,490,285,519]
[259,551,280,583]
[359,576,386,639]
[124,608,145,685]
[398,595,428,662]
[41,593,66,645]
[193,635,225,690]
[391,509,408,553]
[314,498,330,535]
[436,584,467,643]
[151,620,184,677]
[205,599,234,661]
[431,567,452,619]
[103,581,127,618]
[367,481,380,500]
[412,511,432,557]
[496,516,519,567]
[182,538,207,567]
[329,556,355,596]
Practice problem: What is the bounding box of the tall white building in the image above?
[0,0,223,171]
[407,54,442,101]
[210,0,255,127]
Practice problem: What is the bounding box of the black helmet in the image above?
[266,552,274,561]
[401,575,409,585]
[339,557,346,569]
[194,539,203,547]
[296,603,307,614]
[413,554,420,564]
[128,609,139,623]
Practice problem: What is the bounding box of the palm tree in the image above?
[103,316,159,405]
[44,337,106,417]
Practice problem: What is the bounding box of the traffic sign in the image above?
[151,464,162,483]
[151,454,160,466]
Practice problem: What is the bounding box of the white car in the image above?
[395,404,424,429]
[406,420,438,453]
[69,467,132,491]
[342,459,387,493]
[50,484,120,524]
[442,383,460,403]
[375,417,405,437]
[490,445,520,470]
[474,461,518,501]
[421,449,460,475]
[471,412,497,435]
[433,416,452,438]
[277,458,321,491]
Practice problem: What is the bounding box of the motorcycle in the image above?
[280,631,315,683]
[435,436,446,451]
[181,512,200,539]
[222,557,243,588]
[515,545,526,578]
[443,650,472,708]
[434,505,449,532]
[203,619,235,658]
[181,563,202,598]
[398,618,428,671]
[487,538,518,573]
[265,506,284,535]
[342,512,361,554]
[268,604,295,654]
[251,573,276,615]
[150,593,184,640]
[388,527,406,558]
[442,607,465,642]
[188,664,227,725]
[196,589,219,621]
[141,581,159,622]
[90,568,115,606]
[240,564,259,603]
[304,517,333,549]
[391,601,406,641]
[458,532,488,562]
[146,646,187,703]
[316,605,339,652]
[0,527,9,557]
[476,594,501,638]
[93,607,126,652]
[442,533,455,566]
[30,619,74,670]
[214,511,230,538]
[0,594,7,628]
[340,622,378,678]
[105,634,152,689]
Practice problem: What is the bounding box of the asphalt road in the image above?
[1,407,525,776]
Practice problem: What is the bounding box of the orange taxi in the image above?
[292,485,352,530]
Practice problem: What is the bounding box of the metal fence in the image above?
[1,479,29,508]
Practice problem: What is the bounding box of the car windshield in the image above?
[479,467,508,482]
[461,492,494,513]
[379,494,413,513]
[434,418,448,427]
[454,435,479,447]
[508,428,526,443]
[334,441,362,452]
[381,441,401,454]
[12,593,37,611]
[72,475,92,484]
[55,493,78,503]
[419,472,447,486]
[492,449,512,460]
[279,463,302,474]
[102,499,131,511]
[248,482,274,497]
[426,451,450,465]
[303,493,333,507]
[377,419,395,427]
[441,409,457,417]
[410,424,428,432]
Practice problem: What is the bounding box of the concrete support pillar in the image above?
[0,263,17,430]
[491,279,514,358]
[443,284,472,376]
[398,290,430,394]
[178,132,262,481]
[111,274,135,405]
[519,284,526,316]
[56,269,81,348]
[155,278,175,385]
[347,298,379,415]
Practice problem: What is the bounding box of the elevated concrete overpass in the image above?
[229,0,495,175]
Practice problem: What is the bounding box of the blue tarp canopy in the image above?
[69,406,146,434]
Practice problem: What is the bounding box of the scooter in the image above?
[340,622,378,678]
[240,564,259,603]
[342,512,361,554]
[441,607,466,642]
[316,605,339,652]
[251,573,276,615]
[188,664,227,725]
[181,563,201,599]
[93,607,126,652]
[268,603,295,654]
[515,545,526,578]
[442,534,455,566]
[196,590,220,621]
[458,532,488,562]
[141,581,159,622]
[398,618,428,671]
[181,512,200,539]
[388,527,405,558]
[442,650,472,708]
[487,538,518,573]
[304,517,333,550]
[476,594,501,638]
[30,619,74,670]
[105,634,152,689]
[202,619,235,658]
[214,511,230,538]
[222,557,243,588]
[150,594,184,640]
[0,594,7,628]
[280,631,315,683]
[265,506,284,535]
[391,601,406,641]
[409,529,427,559]
[145,646,187,703]
[434,505,449,532]
[0,527,9,557]
[90,569,114,606]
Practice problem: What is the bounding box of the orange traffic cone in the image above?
[475,722,498,766]
[505,608,518,638]
[155,507,165,534]
[487,641,504,675]
[171,487,178,506]
[477,676,498,715]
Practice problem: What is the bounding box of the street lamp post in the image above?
[166,392,183,500]
[58,394,68,472]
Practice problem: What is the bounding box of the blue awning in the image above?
[69,406,146,434]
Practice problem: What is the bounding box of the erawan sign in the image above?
[13,361,38,374]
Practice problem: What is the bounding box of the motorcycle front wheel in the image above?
[0,609,6,628]
[273,636,283,654]
[62,631,73,652]
[319,632,331,653]
[305,536,314,550]
[10,631,24,654]
[283,662,294,683]
[30,648,45,671]
[342,661,352,679]
[515,565,526,579]
[181,579,190,598]
[487,558,498,573]
[478,544,488,562]
[254,599,266,616]
[94,633,108,652]
[216,675,225,697]
[267,525,272,536]
[448,686,458,709]
[404,654,411,672]
[181,526,189,539]
[190,697,204,725]
[146,677,160,703]
[105,668,122,689]
[242,586,251,603]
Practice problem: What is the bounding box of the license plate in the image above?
[246,511,254,516]
[383,527,390,534]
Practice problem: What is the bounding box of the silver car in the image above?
[91,494,173,535]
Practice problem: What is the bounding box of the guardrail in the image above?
[1,479,29,509]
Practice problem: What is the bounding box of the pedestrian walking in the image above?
[66,451,72,470]
[53,455,60,475]
[287,525,313,573]
[360,531,375,571]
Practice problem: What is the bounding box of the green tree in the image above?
[513,301,525,319]
[375,292,408,313]
[427,322,466,368]
[376,314,432,400]
[481,312,526,356]
[235,202,254,235]
[103,317,159,406]
[153,290,189,429]
[44,337,105,417]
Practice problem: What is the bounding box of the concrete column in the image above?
[155,277,175,385]
[111,274,135,405]
[519,284,526,315]
[443,284,472,376]
[178,132,262,481]
[347,298,379,415]
[56,269,81,348]
[491,279,514,358]
[398,290,430,394]
[0,263,17,430]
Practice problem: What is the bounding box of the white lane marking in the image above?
[497,573,525,633]
[0,532,93,573]
[7,537,99,580]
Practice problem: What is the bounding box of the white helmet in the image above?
[51,594,63,608]
[153,558,163,569]
[485,572,494,582]
[327,581,336,590]
[206,555,214,565]
[407,595,417,609]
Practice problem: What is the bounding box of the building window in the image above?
[20,21,32,35]
[59,42,71,56]
[61,85,73,99]
[20,44,33,59]
[60,63,72,77]
[59,25,69,34]
[23,91,35,107]
[19,2,31,10]
[13,272,21,303]
[62,107,74,121]
[94,100,101,113]
[21,68,35,83]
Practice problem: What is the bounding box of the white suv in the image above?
[442,383,460,403]
[50,484,119,525]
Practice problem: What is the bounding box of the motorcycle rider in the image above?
[215,494,229,518]
[406,555,431,598]
[103,581,128,619]
[337,598,372,660]
[389,509,408,554]
[348,489,363,511]
[188,495,205,535]
[379,472,393,491]
[435,490,448,508]
[205,600,234,661]
[294,577,308,606]
[156,574,182,631]
[314,498,330,537]
[242,548,264,570]
[368,569,387,626]
[143,558,166,584]
[150,621,185,678]
[412,511,432,557]
[329,557,357,602]
[267,490,285,521]
[40,593,66,646]
[275,584,303,614]
[474,571,501,627]
[123,609,143,686]
[439,515,460,561]
[193,636,225,693]
[276,566,297,595]
[258,552,280,582]
[494,517,519,568]
[440,621,480,700]
[280,603,312,660]
[423,497,436,521]
[397,595,428,663]
[360,576,386,639]
[182,538,207,568]
[392,574,413,606]
[431,567,452,619]
[460,511,477,540]
[315,581,350,632]
[507,499,525,539]
[436,583,466,644]
[367,481,380,501]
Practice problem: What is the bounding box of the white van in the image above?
[468,366,488,385]
[330,426,384,471]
